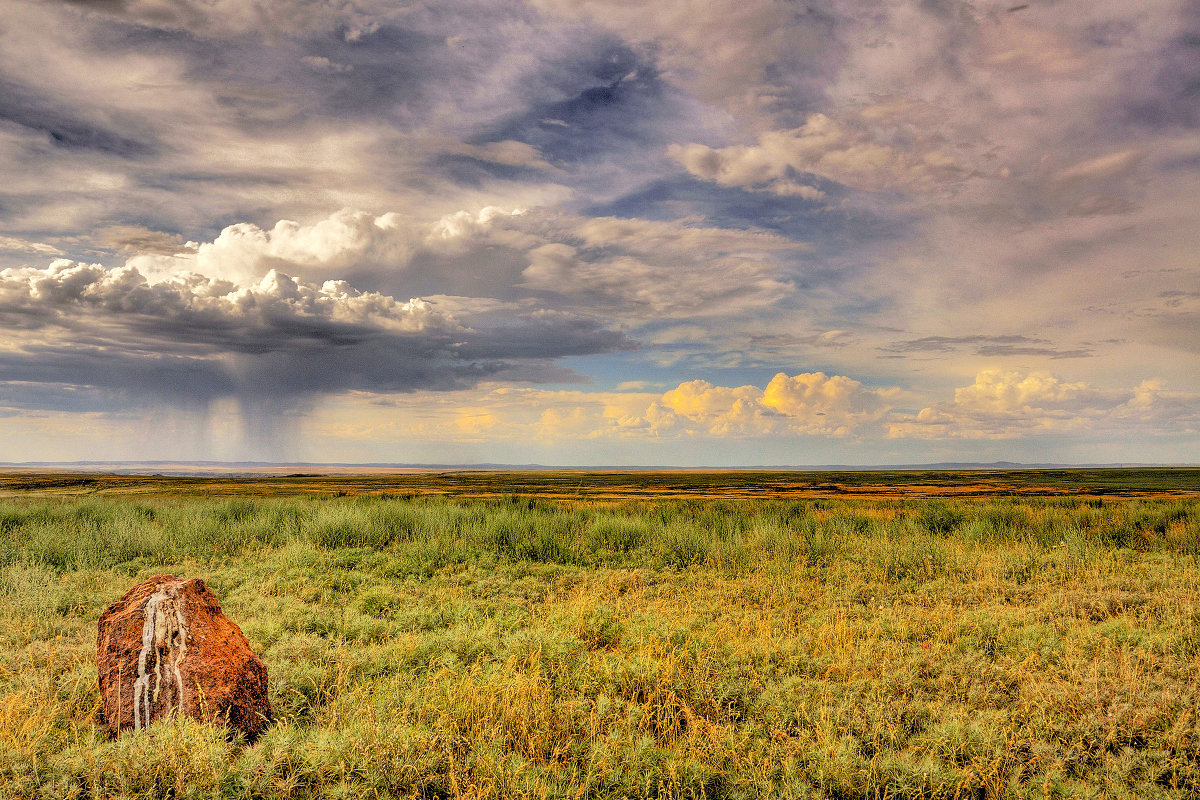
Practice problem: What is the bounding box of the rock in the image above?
[97,574,272,741]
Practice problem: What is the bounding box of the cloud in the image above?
[526,0,837,120]
[194,365,1200,464]
[107,202,803,328]
[671,113,961,195]
[98,226,189,256]
[302,370,896,446]
[890,369,1200,439]
[643,371,896,437]
[1054,150,1145,183]
[513,213,798,318]
[385,368,1198,444]
[883,335,1093,359]
[301,55,353,74]
[142,206,801,330]
[520,242,791,318]
[0,74,157,158]
[286,205,804,321]
[0,256,633,411]
[440,140,558,172]
[0,1,669,243]
[426,206,528,246]
[118,209,422,285]
[55,0,396,39]
[0,235,63,258]
[1,0,1198,464]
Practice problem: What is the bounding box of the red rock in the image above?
[97,574,272,741]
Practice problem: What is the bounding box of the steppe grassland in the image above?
[0,483,1198,798]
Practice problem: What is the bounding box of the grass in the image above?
[3,467,1200,501]
[0,480,1198,798]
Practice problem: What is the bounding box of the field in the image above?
[1,469,1199,799]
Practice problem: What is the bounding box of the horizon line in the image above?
[2,460,1198,472]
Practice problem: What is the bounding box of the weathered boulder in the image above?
[97,574,272,741]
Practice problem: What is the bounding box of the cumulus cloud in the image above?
[242,366,1200,465]
[0,256,633,411]
[306,371,896,445]
[371,368,1199,445]
[180,210,415,283]
[642,372,897,437]
[426,206,529,246]
[890,369,1200,439]
[126,206,528,285]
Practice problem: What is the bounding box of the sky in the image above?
[0,0,1198,466]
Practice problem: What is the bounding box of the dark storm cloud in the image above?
[0,380,126,414]
[0,348,236,404]
[0,261,634,408]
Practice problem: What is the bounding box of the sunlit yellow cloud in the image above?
[302,370,1199,451]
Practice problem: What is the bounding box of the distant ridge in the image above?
[0,460,1195,477]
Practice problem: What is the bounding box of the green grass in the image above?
[1,490,1198,798]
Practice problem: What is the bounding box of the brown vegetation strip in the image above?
[1,468,1199,500]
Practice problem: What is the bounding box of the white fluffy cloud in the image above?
[127,206,532,285]
[0,259,451,336]
[127,210,417,284]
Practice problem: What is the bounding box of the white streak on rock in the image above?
[131,583,189,731]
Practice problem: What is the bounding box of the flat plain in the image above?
[1,469,1198,799]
